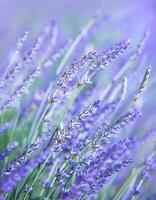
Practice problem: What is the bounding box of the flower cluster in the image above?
[0,10,155,200]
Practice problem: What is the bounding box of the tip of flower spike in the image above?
[7,141,19,150]
[123,39,132,48]
[126,39,131,44]
[93,100,101,107]
[147,66,152,73]
[43,20,57,35]
[48,94,60,104]
[133,66,152,102]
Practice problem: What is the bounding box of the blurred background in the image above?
[0,0,155,58]
[0,1,155,88]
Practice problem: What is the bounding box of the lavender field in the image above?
[0,0,156,199]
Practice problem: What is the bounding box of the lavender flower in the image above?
[0,132,50,179]
[16,31,29,51]
[49,40,131,104]
[0,122,11,135]
[63,157,133,199]
[77,108,141,152]
[0,39,70,115]
[0,7,154,200]
[0,146,53,193]
[57,50,97,88]
[0,141,18,161]
[90,39,131,70]
[130,153,156,200]
[107,108,141,134]
[133,67,151,102]
[130,31,150,61]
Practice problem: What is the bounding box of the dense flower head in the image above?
[62,159,133,199]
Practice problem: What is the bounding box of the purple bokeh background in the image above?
[0,0,156,80]
[0,0,155,68]
[0,0,155,36]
